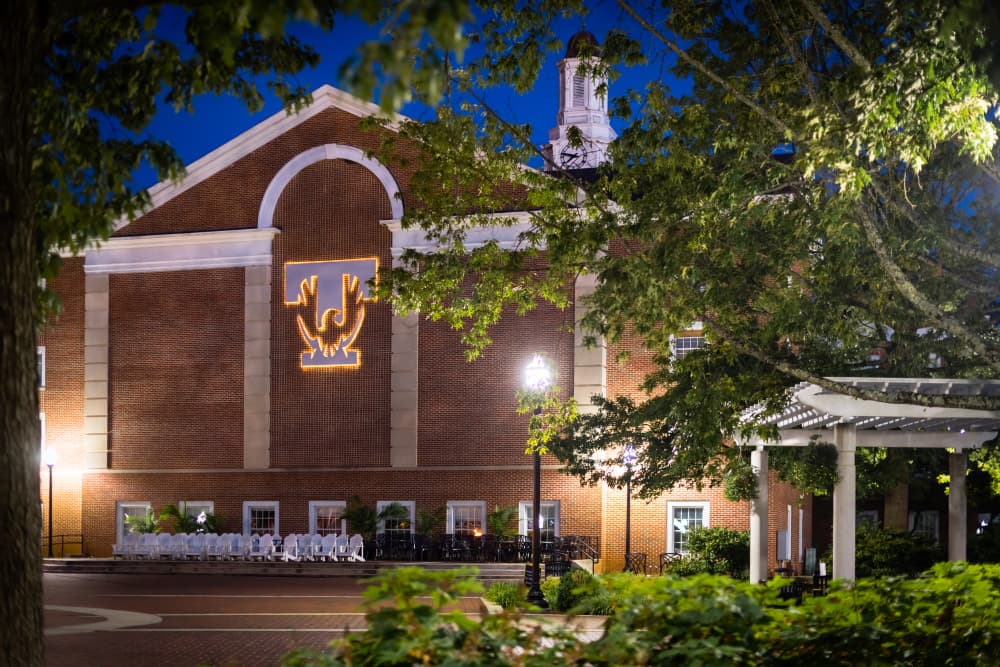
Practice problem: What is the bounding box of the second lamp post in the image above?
[523,354,552,608]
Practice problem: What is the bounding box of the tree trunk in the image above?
[0,2,45,664]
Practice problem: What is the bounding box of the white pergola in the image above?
[742,377,1000,582]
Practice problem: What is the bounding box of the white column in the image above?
[243,265,271,469]
[390,307,419,467]
[749,446,769,582]
[573,274,606,415]
[83,273,110,469]
[833,423,857,581]
[949,449,968,562]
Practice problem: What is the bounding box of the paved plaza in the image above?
[44,572,480,666]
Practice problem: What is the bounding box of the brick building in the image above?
[39,41,810,574]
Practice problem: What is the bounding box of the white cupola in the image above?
[543,31,617,172]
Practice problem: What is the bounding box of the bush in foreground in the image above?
[283,563,1000,666]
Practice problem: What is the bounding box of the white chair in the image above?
[247,534,269,561]
[170,533,188,559]
[315,534,335,562]
[282,533,301,562]
[347,534,365,562]
[204,533,223,559]
[156,533,174,559]
[333,534,350,561]
[134,533,158,559]
[298,534,314,562]
[113,532,138,559]
[309,534,325,561]
[230,534,251,560]
[184,533,205,560]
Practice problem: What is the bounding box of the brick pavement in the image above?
[44,572,481,667]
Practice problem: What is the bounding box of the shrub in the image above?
[552,568,595,612]
[664,527,750,578]
[539,575,560,607]
[484,582,525,609]
[283,564,1000,666]
[854,523,944,577]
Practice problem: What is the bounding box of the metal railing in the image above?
[42,534,85,558]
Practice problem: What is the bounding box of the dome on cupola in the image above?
[565,30,599,58]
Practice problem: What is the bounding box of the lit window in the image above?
[243,501,279,535]
[181,501,214,528]
[309,501,346,535]
[668,501,709,554]
[38,346,45,389]
[116,501,152,546]
[672,335,705,360]
[377,500,415,536]
[518,501,560,541]
[447,501,486,537]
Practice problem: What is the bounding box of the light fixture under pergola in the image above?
[741,377,1000,582]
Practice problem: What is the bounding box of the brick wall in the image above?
[39,257,86,549]
[270,159,393,467]
[417,300,576,467]
[108,269,245,469]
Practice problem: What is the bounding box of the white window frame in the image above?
[518,500,560,539]
[243,501,279,536]
[446,500,487,536]
[309,500,347,535]
[376,500,415,535]
[909,510,940,543]
[667,501,710,554]
[116,501,152,547]
[38,346,45,389]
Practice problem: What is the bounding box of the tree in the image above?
[374,0,1000,496]
[1,2,472,662]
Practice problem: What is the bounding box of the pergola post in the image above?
[749,445,769,583]
[948,449,968,562]
[832,423,857,581]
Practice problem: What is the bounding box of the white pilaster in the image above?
[749,446,769,582]
[83,274,109,469]
[243,265,271,469]
[390,306,419,467]
[948,449,967,562]
[833,423,857,581]
[573,274,606,415]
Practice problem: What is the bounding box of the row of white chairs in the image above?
[112,532,365,562]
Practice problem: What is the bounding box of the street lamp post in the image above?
[44,448,57,558]
[523,354,552,608]
[622,444,637,572]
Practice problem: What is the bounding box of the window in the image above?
[909,510,940,542]
[672,335,705,360]
[518,501,560,541]
[243,501,279,535]
[668,501,709,554]
[447,501,486,537]
[180,501,214,528]
[377,500,415,536]
[572,75,585,106]
[857,510,879,527]
[37,346,45,389]
[309,501,346,535]
[116,501,151,546]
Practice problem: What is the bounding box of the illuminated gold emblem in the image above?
[284,258,378,368]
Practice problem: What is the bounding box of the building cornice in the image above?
[84,228,280,274]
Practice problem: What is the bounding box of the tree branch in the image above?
[798,0,872,72]
[617,0,795,139]
[703,317,1000,410]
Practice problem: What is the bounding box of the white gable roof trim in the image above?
[258,144,404,228]
[115,85,405,231]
